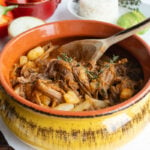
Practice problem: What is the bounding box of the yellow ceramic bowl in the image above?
[0,20,150,150]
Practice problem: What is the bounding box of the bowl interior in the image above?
[0,20,150,116]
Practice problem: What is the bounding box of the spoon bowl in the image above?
[58,18,150,67]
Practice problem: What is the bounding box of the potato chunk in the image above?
[72,100,91,112]
[54,103,74,111]
[120,88,134,100]
[64,91,80,104]
[85,95,109,109]
[27,46,44,61]
[19,56,28,66]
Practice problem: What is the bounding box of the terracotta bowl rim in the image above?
[0,20,150,117]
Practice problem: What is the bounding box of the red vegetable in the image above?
[0,0,17,38]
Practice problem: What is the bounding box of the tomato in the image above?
[0,1,17,38]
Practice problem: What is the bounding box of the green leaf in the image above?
[57,53,73,63]
[0,5,18,15]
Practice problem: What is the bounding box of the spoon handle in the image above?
[105,18,150,46]
[89,18,150,67]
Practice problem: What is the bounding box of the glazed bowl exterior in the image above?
[5,0,61,20]
[0,20,150,150]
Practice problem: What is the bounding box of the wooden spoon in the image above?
[58,18,150,67]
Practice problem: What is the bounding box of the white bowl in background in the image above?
[67,0,150,23]
[67,0,85,20]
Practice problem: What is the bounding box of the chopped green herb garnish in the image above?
[57,53,73,63]
[98,55,118,74]
[98,64,109,74]
[110,55,119,63]
[101,88,106,95]
[86,55,119,80]
[86,70,99,80]
[57,56,62,60]
[76,63,80,67]
[96,82,100,88]
[119,0,141,10]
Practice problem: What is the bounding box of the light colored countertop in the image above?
[0,0,150,150]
